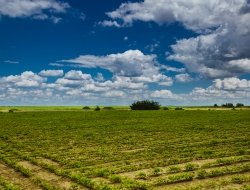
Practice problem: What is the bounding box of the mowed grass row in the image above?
[0,110,250,189]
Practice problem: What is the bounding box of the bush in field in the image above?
[214,104,218,107]
[94,106,100,111]
[82,106,90,110]
[175,107,184,110]
[163,107,169,110]
[130,100,161,110]
[103,107,114,110]
[236,103,244,107]
[221,103,234,108]
[8,109,18,113]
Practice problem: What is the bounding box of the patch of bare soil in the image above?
[18,161,80,190]
[0,162,41,190]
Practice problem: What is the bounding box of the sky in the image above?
[1,0,250,106]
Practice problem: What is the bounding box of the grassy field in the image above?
[0,110,250,189]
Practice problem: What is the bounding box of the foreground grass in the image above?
[0,110,249,189]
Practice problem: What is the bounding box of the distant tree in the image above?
[130,100,161,110]
[175,107,184,110]
[163,107,169,110]
[82,106,90,110]
[221,103,234,108]
[214,104,218,107]
[103,107,114,110]
[94,106,101,111]
[236,103,244,107]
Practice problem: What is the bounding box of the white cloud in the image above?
[145,42,159,52]
[104,90,125,97]
[0,0,69,22]
[4,60,19,64]
[98,20,122,28]
[64,70,92,80]
[1,71,45,88]
[60,50,159,77]
[39,70,64,77]
[175,74,193,83]
[105,0,244,31]
[106,0,250,78]
[1,70,250,105]
[151,90,173,98]
[189,77,250,104]
[95,73,104,81]
[212,77,250,91]
[160,65,186,73]
[59,50,174,88]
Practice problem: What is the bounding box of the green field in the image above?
[0,110,250,189]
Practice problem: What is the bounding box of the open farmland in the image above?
[0,110,250,190]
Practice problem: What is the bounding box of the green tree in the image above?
[130,100,161,110]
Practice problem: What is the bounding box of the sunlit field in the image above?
[0,110,250,190]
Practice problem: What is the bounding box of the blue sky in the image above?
[1,0,250,106]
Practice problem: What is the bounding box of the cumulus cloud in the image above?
[106,0,250,78]
[0,0,70,22]
[0,71,46,88]
[64,70,91,80]
[104,90,125,97]
[151,90,174,98]
[39,70,64,77]
[60,50,158,76]
[59,50,174,87]
[212,77,250,91]
[189,77,250,104]
[175,74,193,83]
[1,70,250,105]
[160,65,186,73]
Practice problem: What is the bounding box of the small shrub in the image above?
[136,172,147,180]
[221,103,234,108]
[175,107,184,110]
[168,166,181,173]
[109,175,122,183]
[95,169,111,177]
[130,100,160,110]
[231,175,244,184]
[163,107,169,110]
[238,149,246,155]
[103,107,114,110]
[94,106,100,111]
[152,167,161,176]
[196,169,207,179]
[8,109,18,113]
[82,106,90,110]
[185,163,196,171]
[236,103,244,107]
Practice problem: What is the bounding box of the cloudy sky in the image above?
[1,0,250,106]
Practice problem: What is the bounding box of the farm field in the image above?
[0,110,250,190]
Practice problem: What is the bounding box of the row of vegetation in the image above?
[214,103,245,108]
[0,110,249,189]
[82,100,247,111]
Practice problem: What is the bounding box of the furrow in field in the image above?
[153,172,250,190]
[0,162,41,190]
[115,155,250,179]
[17,161,80,190]
[149,162,250,188]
